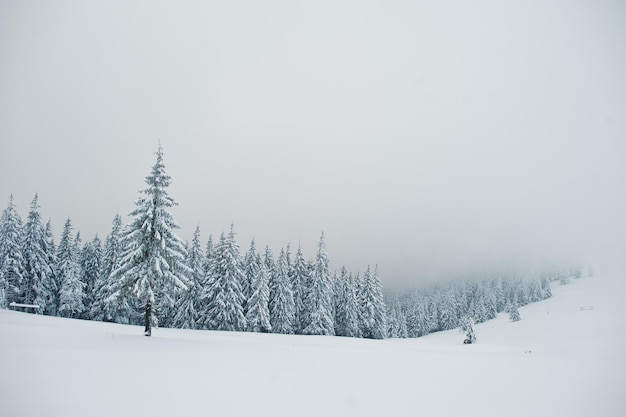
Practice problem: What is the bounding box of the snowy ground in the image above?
[1,274,625,417]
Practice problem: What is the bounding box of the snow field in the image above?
[1,273,624,417]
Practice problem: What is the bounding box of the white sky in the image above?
[1,0,625,282]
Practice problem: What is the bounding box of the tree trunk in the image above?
[144,300,152,337]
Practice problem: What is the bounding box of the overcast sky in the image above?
[1,0,625,282]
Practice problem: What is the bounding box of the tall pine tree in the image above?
[21,194,54,313]
[110,146,191,336]
[172,225,203,329]
[302,233,334,335]
[0,195,25,308]
[269,247,295,334]
[57,218,85,318]
[245,253,272,333]
[359,265,387,339]
[200,227,247,332]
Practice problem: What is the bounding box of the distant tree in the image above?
[359,265,387,339]
[246,254,272,333]
[173,225,203,329]
[506,302,521,322]
[21,194,54,313]
[302,233,334,336]
[460,315,476,344]
[57,218,85,318]
[110,146,191,336]
[437,288,459,331]
[269,247,296,334]
[200,227,247,332]
[387,297,408,338]
[0,195,25,307]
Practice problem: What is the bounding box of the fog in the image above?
[1,0,625,283]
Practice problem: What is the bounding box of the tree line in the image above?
[0,146,578,339]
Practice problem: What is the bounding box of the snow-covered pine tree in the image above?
[91,214,134,323]
[241,239,258,313]
[172,225,203,329]
[21,194,54,313]
[194,234,213,316]
[0,195,25,308]
[387,297,408,338]
[359,265,387,339]
[109,146,191,336]
[246,253,272,333]
[269,247,296,334]
[459,315,476,344]
[200,227,247,332]
[506,302,521,322]
[302,233,334,336]
[334,267,362,338]
[79,236,102,319]
[437,287,459,331]
[57,218,85,318]
[43,219,58,314]
[291,246,309,333]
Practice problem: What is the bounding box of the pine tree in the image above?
[21,194,54,313]
[506,302,521,322]
[79,236,102,318]
[110,146,191,336]
[387,297,408,338]
[245,254,272,333]
[57,218,85,318]
[291,246,309,333]
[44,219,58,314]
[302,233,334,335]
[460,315,476,344]
[91,214,133,323]
[172,225,203,329]
[334,267,362,338]
[200,228,247,332]
[359,265,387,339]
[0,195,25,307]
[241,239,258,313]
[269,247,296,334]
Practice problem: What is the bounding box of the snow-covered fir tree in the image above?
[359,265,387,339]
[241,238,258,313]
[79,236,102,318]
[387,297,408,338]
[245,253,272,333]
[43,219,58,313]
[110,146,191,335]
[0,195,25,307]
[506,302,521,322]
[302,233,334,335]
[269,247,296,334]
[91,214,132,323]
[200,227,247,332]
[172,225,203,329]
[437,287,459,331]
[21,194,54,313]
[57,218,85,318]
[460,315,476,344]
[334,267,362,338]
[291,246,309,333]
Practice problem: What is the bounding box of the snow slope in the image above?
[1,274,624,417]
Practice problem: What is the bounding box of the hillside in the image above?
[1,273,624,417]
